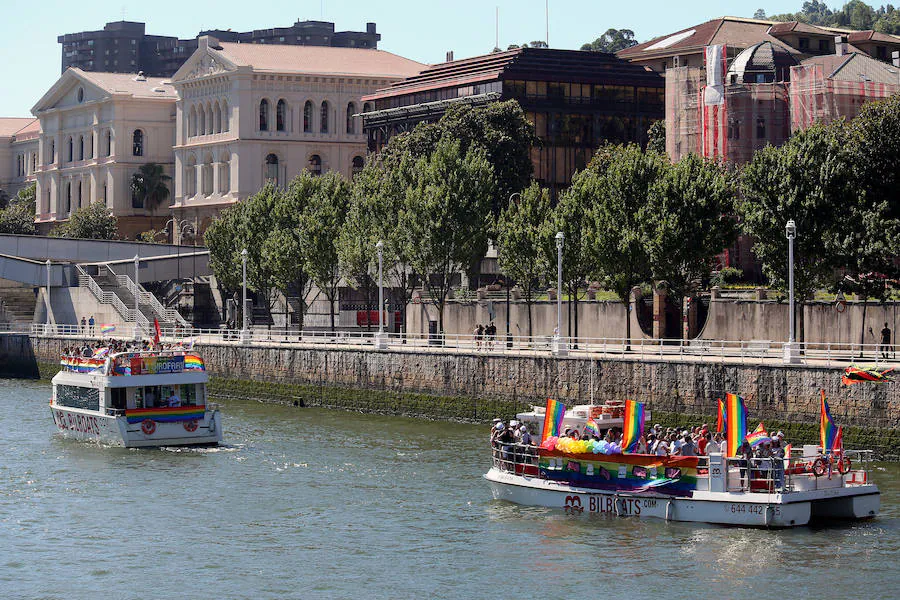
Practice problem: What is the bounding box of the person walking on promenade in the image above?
[88,315,95,335]
[880,323,892,360]
[80,316,86,335]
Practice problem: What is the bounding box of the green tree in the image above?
[646,120,666,155]
[52,201,118,239]
[581,144,663,347]
[754,9,767,19]
[399,137,496,336]
[0,184,36,235]
[298,172,351,331]
[135,229,165,243]
[646,153,738,312]
[739,122,855,341]
[337,175,380,329]
[547,183,593,343]
[497,181,551,338]
[130,163,171,210]
[580,29,639,53]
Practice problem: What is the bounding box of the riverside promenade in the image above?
[8,326,898,457]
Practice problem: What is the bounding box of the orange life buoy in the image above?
[141,419,156,435]
[812,457,827,477]
[837,456,852,475]
[183,419,198,432]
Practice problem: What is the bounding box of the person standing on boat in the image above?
[167,391,181,407]
[678,433,697,456]
[737,440,753,489]
[519,425,533,446]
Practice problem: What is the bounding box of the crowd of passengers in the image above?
[62,340,186,358]
[490,419,789,460]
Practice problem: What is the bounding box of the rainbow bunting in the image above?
[621,399,646,454]
[126,406,206,424]
[820,390,840,452]
[716,398,725,433]
[183,354,205,371]
[745,422,770,447]
[583,419,600,438]
[725,392,747,457]
[100,324,116,335]
[540,398,566,443]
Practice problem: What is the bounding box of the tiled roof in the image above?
[847,30,900,44]
[213,42,426,78]
[768,21,835,36]
[0,117,36,137]
[798,52,900,84]
[13,118,41,140]
[74,68,179,98]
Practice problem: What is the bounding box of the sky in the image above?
[0,0,806,117]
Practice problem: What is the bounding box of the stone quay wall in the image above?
[22,336,900,458]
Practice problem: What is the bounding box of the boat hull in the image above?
[51,405,222,447]
[484,467,879,528]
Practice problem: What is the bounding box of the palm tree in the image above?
[131,163,171,210]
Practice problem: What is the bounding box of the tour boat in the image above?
[485,443,879,527]
[50,350,222,447]
[516,400,649,434]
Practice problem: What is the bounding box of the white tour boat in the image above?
[516,400,649,434]
[50,350,222,447]
[485,442,879,528]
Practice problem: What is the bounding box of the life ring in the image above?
[811,457,827,477]
[837,455,852,475]
[834,300,847,313]
[183,419,198,432]
[141,419,156,435]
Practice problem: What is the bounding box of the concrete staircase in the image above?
[0,280,37,326]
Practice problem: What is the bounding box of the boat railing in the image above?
[491,442,540,473]
[720,450,875,493]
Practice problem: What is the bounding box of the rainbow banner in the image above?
[820,390,840,452]
[100,324,116,335]
[725,392,747,457]
[183,354,205,371]
[716,398,725,432]
[126,406,206,424]
[621,399,646,454]
[583,419,600,438]
[745,422,770,447]
[540,398,566,442]
[60,356,106,373]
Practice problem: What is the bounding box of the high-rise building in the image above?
[58,20,381,77]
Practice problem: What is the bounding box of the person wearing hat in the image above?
[491,421,505,445]
[519,425,533,446]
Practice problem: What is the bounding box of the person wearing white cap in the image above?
[491,421,505,444]
[520,425,533,446]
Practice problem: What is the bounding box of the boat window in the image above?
[110,388,126,411]
[56,385,100,411]
[137,384,199,408]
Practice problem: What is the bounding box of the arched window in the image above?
[86,134,93,159]
[303,101,313,132]
[308,154,322,176]
[265,153,279,185]
[363,102,373,113]
[105,130,112,157]
[320,101,329,133]
[132,130,144,156]
[346,102,356,134]
[219,152,231,194]
[259,99,269,131]
[185,155,197,197]
[31,153,37,172]
[351,155,364,177]
[202,153,214,196]
[189,106,197,137]
[276,99,286,131]
[222,100,230,131]
[64,182,71,214]
[78,136,84,161]
[77,180,83,209]
[214,102,222,134]
[67,137,73,162]
[49,139,56,164]
[199,106,206,136]
[207,102,215,135]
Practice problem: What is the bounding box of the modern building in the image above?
[0,118,40,200]
[58,20,381,77]
[169,36,425,237]
[361,47,664,195]
[31,68,178,237]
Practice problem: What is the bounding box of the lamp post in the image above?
[240,248,249,344]
[552,231,567,356]
[45,259,51,335]
[784,220,800,364]
[133,254,141,340]
[374,240,388,349]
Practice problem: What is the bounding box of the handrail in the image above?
[115,273,190,328]
[75,265,149,331]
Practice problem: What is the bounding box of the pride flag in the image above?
[183,354,205,371]
[820,390,840,452]
[745,422,770,447]
[583,419,600,438]
[725,393,747,457]
[716,398,725,432]
[540,398,566,442]
[126,406,206,424]
[621,399,646,454]
[100,324,116,335]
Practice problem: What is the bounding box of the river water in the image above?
[1,378,898,599]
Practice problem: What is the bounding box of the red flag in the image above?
[833,426,843,453]
[153,318,161,347]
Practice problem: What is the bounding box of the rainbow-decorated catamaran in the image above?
[485,397,879,528]
[50,350,222,447]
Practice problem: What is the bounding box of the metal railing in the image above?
[75,265,149,332]
[115,273,190,328]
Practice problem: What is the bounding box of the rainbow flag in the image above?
[126,406,206,424]
[183,354,205,371]
[540,398,566,442]
[820,390,840,452]
[725,393,747,456]
[621,399,646,454]
[583,419,600,438]
[745,422,770,447]
[716,398,725,432]
[100,324,116,335]
[60,356,106,373]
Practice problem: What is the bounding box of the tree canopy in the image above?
[130,163,171,210]
[766,1,900,34]
[580,29,639,53]
[51,201,118,240]
[0,184,36,235]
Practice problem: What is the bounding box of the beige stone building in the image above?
[0,118,40,200]
[31,68,177,237]
[169,36,425,237]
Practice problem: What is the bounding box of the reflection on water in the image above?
[0,378,898,599]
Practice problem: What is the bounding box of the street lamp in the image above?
[374,240,387,349]
[553,231,567,356]
[45,259,51,335]
[240,248,249,344]
[133,254,141,341]
[784,220,800,364]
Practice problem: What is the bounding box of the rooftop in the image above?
[74,69,179,98]
[0,117,37,138]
